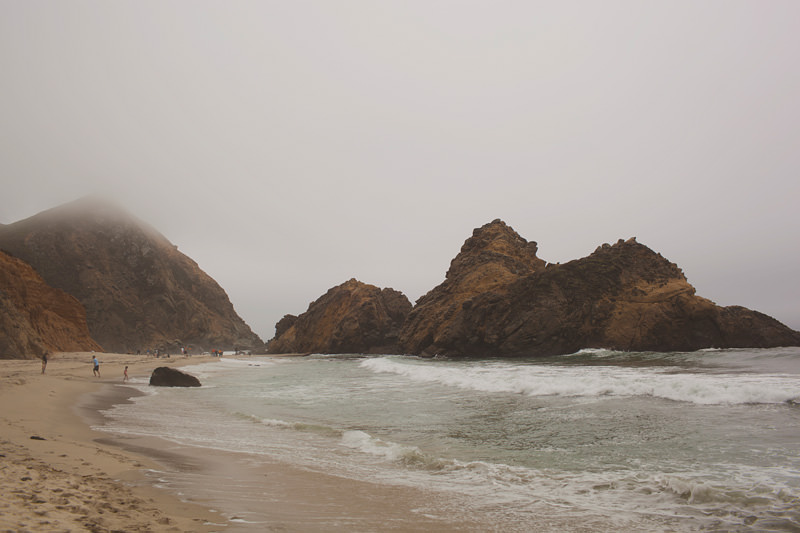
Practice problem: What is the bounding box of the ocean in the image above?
[95,348,800,532]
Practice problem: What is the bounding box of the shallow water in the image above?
[97,347,800,531]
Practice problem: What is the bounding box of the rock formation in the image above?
[149,366,201,387]
[268,279,412,354]
[399,220,800,356]
[0,197,264,354]
[399,219,547,355]
[273,314,298,339]
[0,250,102,358]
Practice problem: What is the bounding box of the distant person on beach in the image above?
[123,366,129,382]
[41,352,48,374]
[92,356,100,377]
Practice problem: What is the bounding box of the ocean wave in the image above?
[340,430,454,470]
[565,348,623,357]
[655,473,800,510]
[247,414,344,437]
[339,428,800,505]
[338,430,800,530]
[360,358,800,405]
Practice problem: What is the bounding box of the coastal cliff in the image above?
[0,250,102,358]
[267,279,412,354]
[398,220,800,356]
[0,197,264,354]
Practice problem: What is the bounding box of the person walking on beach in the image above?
[92,355,100,377]
[123,366,129,382]
[41,352,48,374]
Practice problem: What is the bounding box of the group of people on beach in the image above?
[141,346,192,358]
[90,355,128,382]
[37,352,128,383]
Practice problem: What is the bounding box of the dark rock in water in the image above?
[267,278,412,354]
[149,366,201,387]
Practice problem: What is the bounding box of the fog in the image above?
[2,1,799,339]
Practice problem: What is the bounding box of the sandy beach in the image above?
[0,352,228,532]
[1,352,477,533]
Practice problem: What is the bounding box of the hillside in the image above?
[0,197,264,354]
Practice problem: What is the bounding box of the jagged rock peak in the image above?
[447,219,546,282]
[595,237,639,252]
[584,237,687,286]
[399,220,547,355]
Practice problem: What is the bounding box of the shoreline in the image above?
[87,357,482,531]
[1,352,480,532]
[0,351,230,532]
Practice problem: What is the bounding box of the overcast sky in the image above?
[1,1,798,339]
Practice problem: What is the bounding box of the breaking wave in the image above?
[360,357,800,405]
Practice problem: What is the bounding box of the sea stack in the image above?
[268,279,412,354]
[398,220,800,356]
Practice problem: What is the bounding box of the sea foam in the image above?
[360,357,800,405]
[340,430,453,470]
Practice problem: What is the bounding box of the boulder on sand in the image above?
[149,366,201,387]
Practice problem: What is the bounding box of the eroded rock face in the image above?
[273,315,298,339]
[268,279,412,354]
[0,197,264,354]
[399,219,547,355]
[149,366,201,387]
[0,251,102,358]
[399,222,800,356]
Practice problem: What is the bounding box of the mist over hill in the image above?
[0,197,264,355]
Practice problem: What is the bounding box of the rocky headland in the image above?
[267,278,412,354]
[0,197,264,355]
[270,219,800,356]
